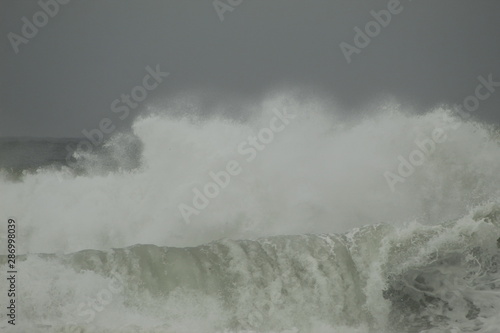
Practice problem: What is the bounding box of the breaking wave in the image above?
[1,93,499,332]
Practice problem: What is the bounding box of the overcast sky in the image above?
[1,0,499,137]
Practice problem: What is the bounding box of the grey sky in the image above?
[1,0,499,137]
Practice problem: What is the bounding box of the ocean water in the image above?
[0,95,499,332]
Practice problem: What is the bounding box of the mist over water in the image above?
[1,94,499,253]
[1,93,500,332]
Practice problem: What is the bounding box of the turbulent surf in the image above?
[1,94,499,332]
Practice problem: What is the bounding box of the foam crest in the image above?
[0,94,499,254]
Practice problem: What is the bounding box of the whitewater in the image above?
[1,94,499,332]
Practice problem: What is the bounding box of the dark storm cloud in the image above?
[1,0,499,137]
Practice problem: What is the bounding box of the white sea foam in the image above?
[0,93,499,332]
